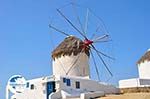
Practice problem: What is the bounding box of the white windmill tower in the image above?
[52,36,90,78]
[119,49,150,91]
[137,49,150,79]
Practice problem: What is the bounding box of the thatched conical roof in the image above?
[137,49,150,64]
[52,36,90,59]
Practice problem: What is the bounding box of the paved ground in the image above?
[99,93,150,99]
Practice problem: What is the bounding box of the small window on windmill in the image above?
[66,79,71,86]
[75,81,80,89]
[30,84,34,90]
[26,82,29,88]
[63,78,66,83]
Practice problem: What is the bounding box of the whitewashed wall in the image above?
[59,76,119,96]
[119,78,140,88]
[13,75,119,99]
[52,53,90,78]
[79,79,119,94]
[14,78,47,99]
[119,78,150,88]
[138,61,150,79]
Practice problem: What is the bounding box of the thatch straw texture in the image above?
[52,36,90,59]
[137,50,150,64]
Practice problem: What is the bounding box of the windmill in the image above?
[5,3,119,99]
[49,3,114,81]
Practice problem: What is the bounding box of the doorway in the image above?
[46,81,56,99]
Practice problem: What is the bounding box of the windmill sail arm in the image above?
[90,49,100,81]
[93,34,109,42]
[90,47,115,60]
[49,24,70,36]
[56,9,87,39]
[91,44,113,77]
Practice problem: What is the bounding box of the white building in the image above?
[9,75,118,99]
[119,49,150,89]
[6,36,119,99]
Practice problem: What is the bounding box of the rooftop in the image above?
[137,49,150,64]
[52,36,90,59]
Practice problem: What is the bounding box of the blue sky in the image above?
[0,0,150,98]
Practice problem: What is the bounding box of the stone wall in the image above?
[120,87,150,93]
